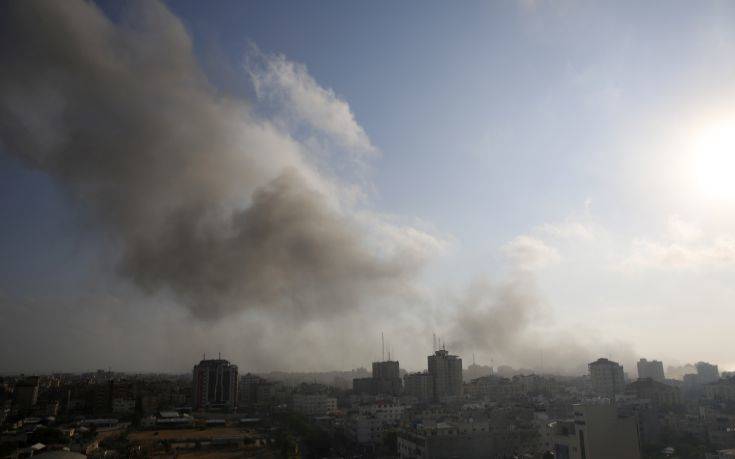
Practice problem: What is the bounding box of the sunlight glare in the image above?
[693,118,735,201]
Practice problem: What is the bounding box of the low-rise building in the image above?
[624,378,681,407]
[548,403,641,459]
[292,394,337,416]
[112,397,136,414]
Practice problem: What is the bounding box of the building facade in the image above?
[404,372,434,402]
[428,350,463,401]
[14,377,40,411]
[292,394,337,416]
[696,361,720,384]
[192,358,238,411]
[589,358,625,397]
[637,359,665,382]
[352,360,403,396]
[548,403,641,459]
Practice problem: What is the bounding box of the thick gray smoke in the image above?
[0,0,427,320]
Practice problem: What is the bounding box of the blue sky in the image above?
[2,0,735,373]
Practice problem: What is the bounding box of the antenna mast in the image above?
[381,332,385,361]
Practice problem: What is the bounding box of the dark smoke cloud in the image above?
[0,0,430,320]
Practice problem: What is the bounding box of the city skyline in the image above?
[2,0,735,375]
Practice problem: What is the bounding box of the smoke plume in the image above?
[0,0,436,320]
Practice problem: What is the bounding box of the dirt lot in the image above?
[150,452,269,458]
[150,451,276,459]
[129,427,251,443]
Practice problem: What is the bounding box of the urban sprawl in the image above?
[2,349,735,459]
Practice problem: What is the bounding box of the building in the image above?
[404,372,434,402]
[352,360,403,396]
[345,403,403,446]
[697,361,720,384]
[637,359,665,382]
[353,377,375,394]
[292,394,337,416]
[397,418,536,458]
[112,397,136,414]
[373,360,400,380]
[549,403,641,459]
[428,350,463,400]
[14,377,40,410]
[589,358,625,397]
[705,378,735,401]
[464,375,524,400]
[345,415,385,444]
[357,401,405,423]
[192,358,238,411]
[624,378,681,407]
[239,373,265,406]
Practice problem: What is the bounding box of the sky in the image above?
[1,0,735,375]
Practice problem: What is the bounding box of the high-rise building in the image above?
[589,358,625,397]
[14,376,39,411]
[352,360,402,396]
[372,360,400,380]
[192,358,238,411]
[637,358,665,382]
[403,372,434,402]
[428,350,462,400]
[696,361,720,384]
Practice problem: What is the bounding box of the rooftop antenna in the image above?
[388,343,391,361]
[218,352,221,360]
[203,352,206,361]
[433,334,437,352]
[381,332,385,362]
[473,352,476,366]
[540,349,544,374]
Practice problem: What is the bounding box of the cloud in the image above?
[540,220,598,241]
[623,215,735,270]
[502,235,561,270]
[666,214,703,242]
[626,237,735,270]
[0,0,437,321]
[247,46,376,158]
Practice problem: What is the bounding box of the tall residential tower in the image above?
[428,349,463,401]
[192,357,238,410]
[637,358,665,382]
